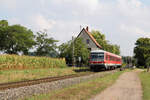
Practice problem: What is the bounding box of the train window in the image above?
[106,55,109,60]
[109,56,111,61]
[110,56,112,61]
[90,53,104,61]
[115,57,116,61]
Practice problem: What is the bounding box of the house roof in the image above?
[77,27,102,49]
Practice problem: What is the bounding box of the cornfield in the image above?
[0,54,67,70]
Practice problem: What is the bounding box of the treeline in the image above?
[0,20,120,66]
[59,31,120,66]
[91,30,120,55]
[117,37,150,69]
[0,20,58,57]
[134,37,150,68]
[59,38,89,66]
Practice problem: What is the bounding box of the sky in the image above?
[0,0,150,56]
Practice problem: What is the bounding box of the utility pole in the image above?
[72,36,75,67]
[80,25,82,31]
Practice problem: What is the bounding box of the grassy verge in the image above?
[138,71,150,100]
[0,67,91,83]
[23,70,125,100]
[0,54,66,70]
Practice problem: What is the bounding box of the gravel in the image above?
[0,70,117,100]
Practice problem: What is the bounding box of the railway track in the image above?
[0,69,119,91]
[0,72,93,90]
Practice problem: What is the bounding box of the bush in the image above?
[139,66,145,69]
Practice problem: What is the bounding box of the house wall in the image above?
[78,30,100,51]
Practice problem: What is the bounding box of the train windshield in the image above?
[90,52,104,61]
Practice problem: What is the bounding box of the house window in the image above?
[86,39,90,44]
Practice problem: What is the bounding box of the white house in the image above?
[77,26,102,51]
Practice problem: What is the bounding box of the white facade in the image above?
[77,28,101,51]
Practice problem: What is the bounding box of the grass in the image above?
[0,67,91,83]
[138,71,150,100]
[0,54,66,70]
[0,54,92,83]
[23,70,125,100]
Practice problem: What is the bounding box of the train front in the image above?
[89,50,106,71]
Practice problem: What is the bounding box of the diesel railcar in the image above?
[89,50,122,71]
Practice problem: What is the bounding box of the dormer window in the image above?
[86,39,90,44]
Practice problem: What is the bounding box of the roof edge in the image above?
[77,27,102,49]
[84,28,102,49]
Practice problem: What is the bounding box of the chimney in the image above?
[86,26,89,31]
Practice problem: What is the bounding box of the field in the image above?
[0,67,91,83]
[0,54,66,70]
[23,70,125,100]
[138,71,150,100]
[0,54,92,83]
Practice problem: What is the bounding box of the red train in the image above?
[89,50,122,71]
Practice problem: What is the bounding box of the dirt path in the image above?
[90,71,142,100]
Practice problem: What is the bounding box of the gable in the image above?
[77,28,102,50]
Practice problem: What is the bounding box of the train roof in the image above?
[91,50,121,58]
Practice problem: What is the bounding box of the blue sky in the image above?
[0,0,150,56]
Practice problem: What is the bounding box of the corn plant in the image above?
[0,54,67,70]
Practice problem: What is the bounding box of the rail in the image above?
[0,73,93,90]
[0,69,119,90]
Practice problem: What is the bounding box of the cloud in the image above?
[120,24,150,37]
[49,0,100,16]
[8,18,21,25]
[51,0,99,8]
[117,0,142,8]
[30,14,56,31]
[117,0,150,37]
[75,0,99,11]
[48,20,87,44]
[0,0,17,9]
[1,0,150,56]
[39,0,150,55]
[117,0,150,18]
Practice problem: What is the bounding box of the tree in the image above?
[146,57,150,72]
[134,38,150,67]
[0,20,9,52]
[91,30,120,55]
[59,38,89,66]
[35,31,58,57]
[59,41,73,65]
[59,42,70,58]
[74,38,90,65]
[0,20,8,27]
[0,20,35,55]
[91,30,107,49]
